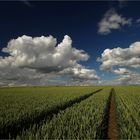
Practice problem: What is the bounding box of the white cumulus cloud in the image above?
[98,8,132,35]
[98,42,140,85]
[97,41,140,71]
[60,64,99,80]
[113,68,131,75]
[0,35,99,86]
[1,35,89,71]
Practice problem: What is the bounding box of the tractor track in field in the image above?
[107,88,118,140]
[95,88,118,139]
[1,89,102,139]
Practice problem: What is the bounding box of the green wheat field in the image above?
[0,86,140,139]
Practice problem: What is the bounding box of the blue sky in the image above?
[0,1,140,86]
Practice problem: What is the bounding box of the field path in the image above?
[107,88,118,139]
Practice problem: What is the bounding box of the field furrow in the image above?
[107,88,118,140]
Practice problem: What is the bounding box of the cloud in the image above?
[1,35,89,70]
[0,35,99,86]
[136,18,140,24]
[97,42,140,71]
[99,70,140,86]
[115,70,140,85]
[113,68,131,75]
[59,64,99,80]
[98,8,132,35]
[98,42,140,85]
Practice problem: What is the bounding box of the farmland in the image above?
[0,86,140,139]
[115,87,140,139]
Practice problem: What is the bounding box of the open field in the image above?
[0,86,140,139]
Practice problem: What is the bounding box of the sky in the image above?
[0,0,140,86]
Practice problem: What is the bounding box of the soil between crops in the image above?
[107,89,118,139]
